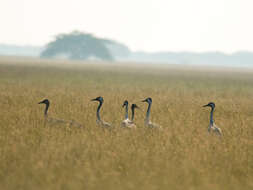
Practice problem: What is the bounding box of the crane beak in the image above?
[141,99,146,102]
[91,98,97,101]
[203,104,208,107]
[38,101,43,104]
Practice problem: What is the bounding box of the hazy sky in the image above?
[1,0,253,52]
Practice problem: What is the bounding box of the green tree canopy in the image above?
[41,31,114,61]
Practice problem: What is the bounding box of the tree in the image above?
[41,31,114,61]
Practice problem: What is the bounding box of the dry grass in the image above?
[0,57,253,190]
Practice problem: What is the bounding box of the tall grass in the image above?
[0,57,253,189]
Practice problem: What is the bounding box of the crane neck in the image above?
[96,101,102,121]
[131,108,135,121]
[124,104,129,119]
[210,107,214,125]
[145,102,152,123]
[44,103,49,117]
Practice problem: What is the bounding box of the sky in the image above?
[1,0,253,53]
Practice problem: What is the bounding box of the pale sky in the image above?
[1,0,253,53]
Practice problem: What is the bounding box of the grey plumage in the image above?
[91,96,111,128]
[121,100,136,129]
[38,99,83,127]
[203,102,222,136]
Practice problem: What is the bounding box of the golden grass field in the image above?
[0,56,253,190]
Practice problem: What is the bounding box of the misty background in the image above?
[1,0,253,67]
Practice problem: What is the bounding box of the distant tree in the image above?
[41,31,114,61]
[101,39,131,58]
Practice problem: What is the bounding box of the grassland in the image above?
[0,56,253,190]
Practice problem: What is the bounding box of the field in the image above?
[0,56,253,190]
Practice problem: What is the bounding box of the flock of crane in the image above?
[38,97,222,136]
